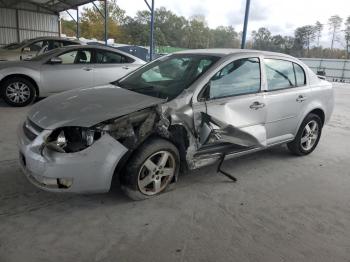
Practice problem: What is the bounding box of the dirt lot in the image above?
[0,84,350,262]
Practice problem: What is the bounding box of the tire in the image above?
[1,77,36,107]
[287,113,322,156]
[121,138,180,201]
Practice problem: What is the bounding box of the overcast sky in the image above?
[67,0,350,47]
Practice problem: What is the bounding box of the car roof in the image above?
[175,48,296,60]
[27,36,82,43]
[47,44,144,62]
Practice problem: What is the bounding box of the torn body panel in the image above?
[192,93,267,151]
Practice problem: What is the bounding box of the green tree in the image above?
[314,21,323,47]
[209,26,239,48]
[79,0,125,41]
[328,15,343,49]
[251,27,272,50]
[344,16,350,58]
[61,19,76,37]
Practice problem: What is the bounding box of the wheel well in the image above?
[0,74,39,97]
[113,125,190,185]
[309,108,325,126]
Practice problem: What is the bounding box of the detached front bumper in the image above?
[17,122,128,193]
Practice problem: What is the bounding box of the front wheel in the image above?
[121,138,180,200]
[287,113,322,156]
[1,77,36,107]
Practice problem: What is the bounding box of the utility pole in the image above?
[241,0,250,49]
[144,0,155,61]
[104,0,108,45]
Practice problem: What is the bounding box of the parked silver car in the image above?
[0,45,145,106]
[18,49,334,200]
[0,36,81,62]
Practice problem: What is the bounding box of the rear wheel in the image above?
[121,138,180,200]
[1,77,36,107]
[287,113,322,156]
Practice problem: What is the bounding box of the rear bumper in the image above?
[17,123,128,193]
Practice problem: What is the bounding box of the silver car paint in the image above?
[0,37,81,61]
[28,85,164,129]
[18,49,334,193]
[18,124,128,193]
[0,45,145,97]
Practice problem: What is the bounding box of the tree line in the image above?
[61,0,350,59]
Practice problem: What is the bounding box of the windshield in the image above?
[115,54,220,100]
[2,39,30,50]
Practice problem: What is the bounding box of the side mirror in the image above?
[48,57,62,64]
[22,47,31,52]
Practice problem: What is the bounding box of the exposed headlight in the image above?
[45,127,102,153]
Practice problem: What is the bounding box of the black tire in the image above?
[121,138,180,201]
[1,77,36,107]
[287,113,323,156]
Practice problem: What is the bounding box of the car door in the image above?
[192,56,267,153]
[40,49,94,94]
[263,58,310,145]
[92,49,139,85]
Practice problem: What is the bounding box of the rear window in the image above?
[265,59,295,91]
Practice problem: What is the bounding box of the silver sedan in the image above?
[18,49,334,200]
[0,45,145,106]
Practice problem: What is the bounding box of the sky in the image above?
[65,0,350,47]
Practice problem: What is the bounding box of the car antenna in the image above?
[217,153,237,182]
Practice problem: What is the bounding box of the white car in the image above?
[0,45,145,106]
[0,36,81,61]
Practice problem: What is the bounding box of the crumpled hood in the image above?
[28,85,164,129]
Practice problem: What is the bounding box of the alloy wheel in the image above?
[137,150,176,196]
[5,82,31,104]
[300,120,319,151]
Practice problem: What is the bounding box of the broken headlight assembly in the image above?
[45,127,102,153]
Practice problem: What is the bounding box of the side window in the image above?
[265,59,295,91]
[57,50,91,64]
[96,50,129,64]
[52,41,63,49]
[62,41,76,46]
[208,57,261,99]
[58,50,77,64]
[27,41,43,52]
[294,63,306,86]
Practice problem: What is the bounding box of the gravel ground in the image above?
[0,84,350,262]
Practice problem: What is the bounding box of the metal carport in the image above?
[0,0,157,59]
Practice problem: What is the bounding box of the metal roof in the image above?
[0,0,96,14]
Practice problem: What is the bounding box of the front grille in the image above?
[23,118,44,141]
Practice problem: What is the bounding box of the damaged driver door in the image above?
[193,57,267,153]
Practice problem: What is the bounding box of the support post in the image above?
[76,6,80,39]
[15,8,20,42]
[149,0,155,60]
[241,0,250,49]
[104,0,108,45]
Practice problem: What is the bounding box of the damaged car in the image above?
[17,49,334,200]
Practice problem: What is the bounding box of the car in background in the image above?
[0,45,145,106]
[0,36,81,62]
[17,49,334,200]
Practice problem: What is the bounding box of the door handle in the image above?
[249,101,265,110]
[122,66,130,70]
[296,95,306,102]
[82,67,93,71]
